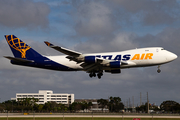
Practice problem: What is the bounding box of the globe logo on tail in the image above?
[6,35,31,58]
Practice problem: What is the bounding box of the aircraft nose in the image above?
[167,52,178,61]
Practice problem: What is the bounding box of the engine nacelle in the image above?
[84,56,96,63]
[109,61,121,68]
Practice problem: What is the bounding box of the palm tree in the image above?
[17,98,20,106]
[109,96,124,112]
[88,102,93,111]
[97,98,108,112]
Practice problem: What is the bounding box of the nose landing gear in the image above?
[157,65,161,73]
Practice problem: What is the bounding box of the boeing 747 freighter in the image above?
[4,35,178,79]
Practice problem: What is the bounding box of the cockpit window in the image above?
[161,48,164,50]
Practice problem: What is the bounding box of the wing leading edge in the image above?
[44,41,82,57]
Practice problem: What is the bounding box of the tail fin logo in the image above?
[6,35,31,58]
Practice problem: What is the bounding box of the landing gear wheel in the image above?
[89,72,96,78]
[89,73,93,78]
[97,75,101,79]
[89,71,103,78]
[157,65,161,73]
[93,72,96,77]
[97,72,103,79]
[157,69,161,73]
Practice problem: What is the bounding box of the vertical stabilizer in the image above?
[5,35,42,59]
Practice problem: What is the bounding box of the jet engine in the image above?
[109,61,121,68]
[84,56,96,63]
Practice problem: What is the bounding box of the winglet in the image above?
[44,41,54,47]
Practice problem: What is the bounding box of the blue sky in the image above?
[0,0,180,106]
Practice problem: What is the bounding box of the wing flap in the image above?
[80,63,100,72]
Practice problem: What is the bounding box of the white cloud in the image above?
[0,0,50,28]
[110,0,180,25]
[73,1,116,36]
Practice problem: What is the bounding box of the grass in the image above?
[0,118,180,120]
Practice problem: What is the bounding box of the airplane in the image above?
[4,35,178,79]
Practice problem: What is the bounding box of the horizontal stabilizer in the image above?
[4,56,34,63]
[44,41,82,57]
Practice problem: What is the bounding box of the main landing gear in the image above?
[157,65,161,73]
[89,72,96,77]
[89,71,103,79]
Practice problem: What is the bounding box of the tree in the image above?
[97,98,108,112]
[136,103,149,113]
[31,97,39,106]
[59,103,68,112]
[82,101,93,112]
[0,103,5,112]
[43,102,52,112]
[2,100,16,112]
[108,97,124,112]
[82,101,88,112]
[69,102,78,112]
[160,100,180,113]
[74,102,83,112]
[33,104,39,112]
[88,102,93,110]
[136,105,146,113]
[38,104,43,112]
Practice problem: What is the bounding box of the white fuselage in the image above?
[46,47,177,71]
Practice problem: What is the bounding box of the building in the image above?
[13,90,74,105]
[75,99,109,112]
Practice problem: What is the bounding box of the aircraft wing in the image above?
[44,41,81,57]
[80,59,128,72]
[44,41,129,73]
